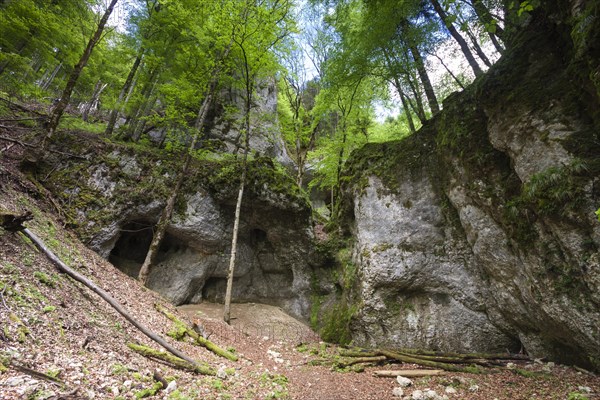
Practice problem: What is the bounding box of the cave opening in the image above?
[108,220,154,277]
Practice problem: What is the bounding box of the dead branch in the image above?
[373,369,445,378]
[21,227,204,370]
[9,359,66,386]
[127,343,215,375]
[0,134,87,159]
[154,303,238,362]
[336,356,387,367]
[378,349,480,373]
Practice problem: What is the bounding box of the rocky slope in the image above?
[333,3,600,370]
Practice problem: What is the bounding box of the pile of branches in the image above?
[312,346,530,376]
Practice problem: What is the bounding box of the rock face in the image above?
[205,79,294,168]
[42,146,314,321]
[337,7,600,368]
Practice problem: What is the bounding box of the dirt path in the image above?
[178,302,317,343]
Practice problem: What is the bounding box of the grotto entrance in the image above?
[108,220,153,278]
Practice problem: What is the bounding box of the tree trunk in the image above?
[430,0,483,77]
[407,42,440,115]
[224,42,251,325]
[471,0,505,40]
[138,43,232,286]
[105,49,144,136]
[137,92,214,285]
[223,149,248,325]
[464,25,493,67]
[405,74,427,122]
[81,80,108,122]
[430,52,466,89]
[397,87,416,134]
[382,48,418,132]
[45,0,119,143]
[41,62,62,91]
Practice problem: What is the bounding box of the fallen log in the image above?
[127,343,215,375]
[336,356,387,367]
[378,349,481,373]
[22,227,204,369]
[373,369,445,378]
[154,303,238,362]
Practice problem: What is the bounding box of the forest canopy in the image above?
[0,0,524,200]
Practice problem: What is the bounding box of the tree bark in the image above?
[45,0,119,143]
[224,41,252,325]
[430,0,483,77]
[398,87,416,134]
[407,42,440,115]
[105,49,144,137]
[41,62,62,91]
[81,80,108,122]
[22,228,201,368]
[464,25,493,67]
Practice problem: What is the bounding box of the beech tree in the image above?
[45,0,120,142]
[223,0,294,324]
[137,0,240,284]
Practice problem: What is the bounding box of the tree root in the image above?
[154,303,238,362]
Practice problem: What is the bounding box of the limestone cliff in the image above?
[333,2,600,369]
[34,141,314,321]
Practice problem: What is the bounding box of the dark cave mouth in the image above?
[108,220,189,278]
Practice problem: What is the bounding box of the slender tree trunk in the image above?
[131,94,158,142]
[125,70,159,140]
[430,0,483,77]
[471,0,505,40]
[41,62,62,91]
[81,80,107,122]
[137,92,213,285]
[138,44,232,286]
[398,87,416,134]
[464,26,493,67]
[488,32,505,54]
[45,0,119,143]
[223,89,252,326]
[407,43,440,115]
[105,49,144,136]
[431,52,466,89]
[224,41,250,325]
[405,74,427,122]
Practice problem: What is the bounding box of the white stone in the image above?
[217,365,228,379]
[122,380,132,390]
[445,387,457,395]
[165,381,177,394]
[506,362,516,369]
[396,376,413,387]
[578,386,592,393]
[424,389,439,399]
[468,384,479,392]
[411,390,425,400]
[393,387,404,397]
